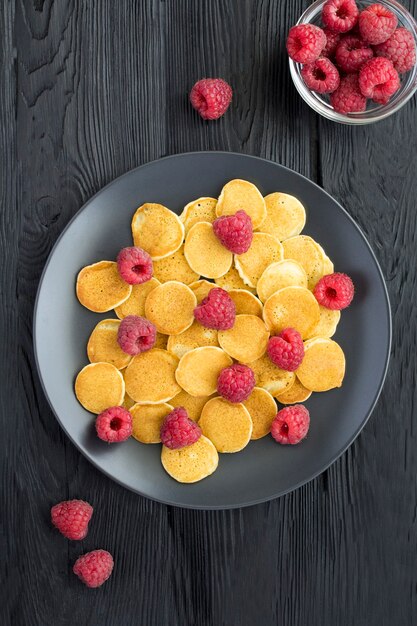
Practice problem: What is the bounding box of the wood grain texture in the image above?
[1,0,416,624]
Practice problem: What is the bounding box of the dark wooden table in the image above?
[2,1,417,624]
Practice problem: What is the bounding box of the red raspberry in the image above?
[73,550,114,588]
[322,0,359,34]
[359,57,400,103]
[217,364,255,403]
[189,78,232,120]
[301,57,340,94]
[359,3,397,45]
[271,405,310,445]
[322,28,341,58]
[330,74,367,113]
[335,35,374,72]
[51,499,93,540]
[117,315,156,355]
[374,27,416,74]
[194,287,235,330]
[160,407,201,449]
[286,24,327,64]
[117,247,153,285]
[314,272,354,310]
[213,210,253,254]
[95,406,133,442]
[267,328,304,372]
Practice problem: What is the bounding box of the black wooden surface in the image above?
[1,1,417,624]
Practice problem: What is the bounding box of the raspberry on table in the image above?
[194,287,236,330]
[330,74,367,113]
[189,78,232,120]
[95,406,133,443]
[117,247,153,285]
[73,550,114,588]
[286,24,327,64]
[117,315,156,355]
[359,57,400,103]
[217,364,255,403]
[213,210,253,254]
[314,272,354,310]
[322,28,341,58]
[160,407,202,449]
[301,57,340,94]
[271,405,310,445]
[374,27,416,74]
[322,0,359,34]
[51,499,93,540]
[335,35,374,73]
[359,3,398,45]
[267,328,304,372]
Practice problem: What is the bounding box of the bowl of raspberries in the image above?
[287,0,417,123]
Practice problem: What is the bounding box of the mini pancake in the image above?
[75,362,125,414]
[243,387,277,440]
[322,255,334,275]
[161,435,218,483]
[131,203,184,260]
[122,392,136,410]
[130,402,173,444]
[154,332,168,349]
[199,397,253,453]
[114,277,160,319]
[189,279,215,304]
[257,259,308,303]
[228,289,263,317]
[184,222,232,279]
[216,179,267,229]
[180,197,218,233]
[152,245,199,285]
[76,261,132,313]
[235,233,283,288]
[297,338,346,392]
[167,322,219,359]
[248,354,295,396]
[175,346,232,397]
[263,286,320,339]
[87,319,131,370]
[275,377,312,405]
[144,281,196,335]
[169,390,213,422]
[214,266,256,294]
[306,306,341,339]
[124,348,181,403]
[260,193,306,241]
[282,235,324,290]
[218,315,269,363]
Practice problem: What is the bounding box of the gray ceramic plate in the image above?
[34,152,391,509]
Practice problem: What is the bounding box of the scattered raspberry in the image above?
[286,24,327,64]
[322,0,359,34]
[359,3,397,45]
[330,74,367,113]
[160,407,201,449]
[73,550,114,588]
[322,28,341,57]
[189,78,232,120]
[95,406,133,443]
[117,247,153,285]
[335,35,374,72]
[213,210,253,254]
[51,500,93,540]
[301,57,340,93]
[271,405,310,445]
[217,364,255,403]
[374,27,416,74]
[267,328,305,372]
[117,315,156,355]
[359,56,400,103]
[194,287,236,330]
[314,272,354,310]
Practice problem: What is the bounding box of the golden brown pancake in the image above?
[167,322,219,359]
[296,338,346,392]
[152,245,199,285]
[130,403,173,444]
[122,392,136,410]
[262,286,320,339]
[198,397,253,453]
[76,261,132,313]
[87,319,131,370]
[114,277,160,319]
[180,197,218,233]
[248,354,295,396]
[189,279,216,304]
[257,259,307,303]
[235,233,283,288]
[228,289,263,317]
[282,235,325,290]
[161,435,218,483]
[243,387,277,440]
[306,306,341,339]
[144,281,196,335]
[216,179,267,229]
[259,192,306,241]
[124,348,181,403]
[154,332,168,349]
[214,266,256,294]
[175,346,232,397]
[169,390,214,422]
[218,314,269,363]
[184,222,232,279]
[275,377,312,405]
[75,362,125,414]
[131,203,184,260]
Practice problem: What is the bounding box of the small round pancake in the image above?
[306,306,341,339]
[218,315,269,363]
[124,348,181,403]
[189,279,215,303]
[122,392,136,410]
[87,319,131,370]
[75,363,125,414]
[248,354,295,396]
[131,203,184,260]
[282,235,324,290]
[169,390,213,422]
[214,266,256,294]
[161,435,218,483]
[275,377,312,405]
[199,397,253,453]
[322,255,334,275]
[216,179,267,229]
[155,332,168,349]
[228,290,263,317]
[76,261,132,313]
[263,286,320,339]
[243,387,277,440]
[257,260,308,303]
[180,197,217,233]
[114,277,160,319]
[130,402,173,444]
[260,193,306,241]
[235,233,283,288]
[145,281,196,335]
[184,222,232,279]
[297,338,346,392]
[152,245,199,285]
[175,347,232,397]
[167,322,219,359]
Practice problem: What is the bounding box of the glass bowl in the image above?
[289,0,417,124]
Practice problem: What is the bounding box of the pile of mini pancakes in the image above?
[74,179,346,483]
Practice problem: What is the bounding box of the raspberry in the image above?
[271,405,310,445]
[51,500,93,540]
[335,35,374,73]
[194,287,235,330]
[286,24,327,64]
[73,550,114,588]
[322,0,359,34]
[267,328,304,372]
[301,57,340,94]
[322,28,341,57]
[359,57,400,103]
[359,3,397,45]
[95,406,133,442]
[189,78,232,120]
[374,28,416,74]
[117,247,153,285]
[314,272,354,310]
[330,74,367,113]
[217,364,255,403]
[213,210,253,254]
[117,315,156,355]
[160,407,201,449]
